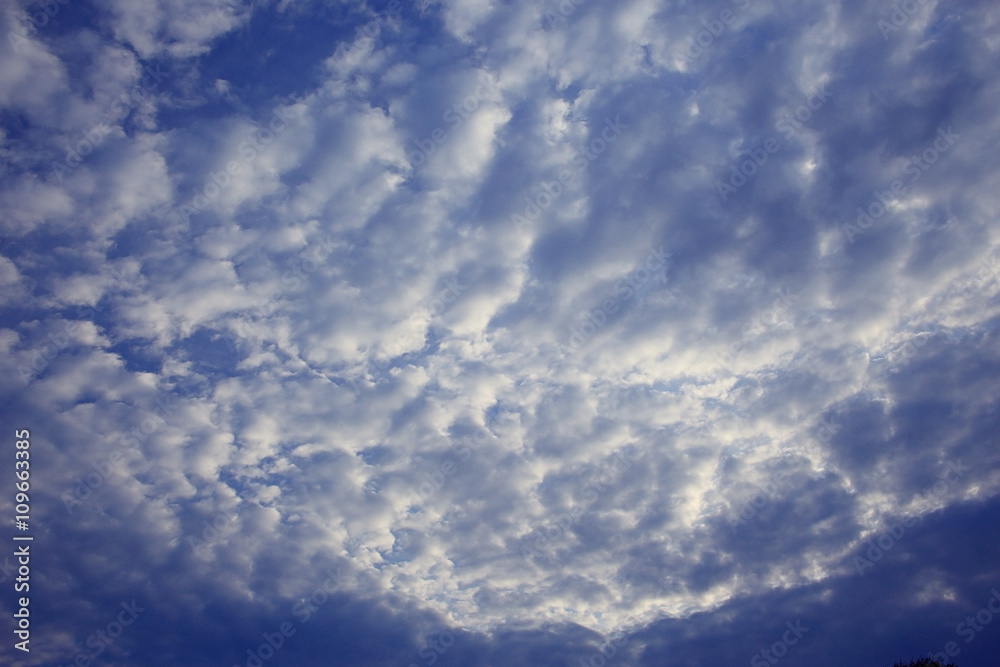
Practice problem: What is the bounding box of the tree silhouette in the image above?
[883,659,958,667]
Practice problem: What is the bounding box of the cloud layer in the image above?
[2,0,1000,665]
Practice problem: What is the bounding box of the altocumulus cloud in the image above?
[2,0,1000,665]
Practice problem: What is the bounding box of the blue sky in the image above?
[2,0,1000,665]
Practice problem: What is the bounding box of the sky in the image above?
[2,0,1000,665]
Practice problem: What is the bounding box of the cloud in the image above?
[2,0,1000,665]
